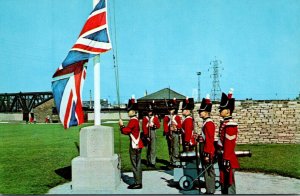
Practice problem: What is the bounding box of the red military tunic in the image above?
[202,118,216,158]
[218,117,240,185]
[121,116,144,149]
[163,115,182,134]
[142,115,161,136]
[182,116,196,146]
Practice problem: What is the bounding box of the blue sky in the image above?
[0,0,299,104]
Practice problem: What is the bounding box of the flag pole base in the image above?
[71,125,121,191]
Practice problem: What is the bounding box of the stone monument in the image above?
[71,125,121,191]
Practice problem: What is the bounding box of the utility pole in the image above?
[197,72,201,102]
[89,89,92,109]
[209,57,222,101]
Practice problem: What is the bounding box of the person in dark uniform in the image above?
[198,94,216,194]
[217,89,240,194]
[163,98,182,167]
[119,96,144,189]
[181,97,196,152]
[142,100,161,168]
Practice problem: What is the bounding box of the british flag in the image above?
[52,61,87,128]
[51,0,111,128]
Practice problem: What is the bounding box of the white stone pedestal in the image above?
[71,125,121,191]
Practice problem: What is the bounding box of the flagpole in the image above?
[94,55,101,126]
[93,0,101,126]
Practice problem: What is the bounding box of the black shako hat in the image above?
[127,95,138,111]
[145,100,156,112]
[198,94,212,112]
[182,97,194,110]
[219,88,235,113]
[166,98,178,110]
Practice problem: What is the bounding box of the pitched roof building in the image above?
[138,88,186,100]
[137,88,186,118]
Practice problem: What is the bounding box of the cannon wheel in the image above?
[179,175,194,191]
[215,180,221,189]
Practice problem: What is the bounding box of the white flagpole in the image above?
[93,0,101,126]
[93,55,101,126]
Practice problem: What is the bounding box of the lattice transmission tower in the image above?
[209,57,223,101]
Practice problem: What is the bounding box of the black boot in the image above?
[127,183,142,189]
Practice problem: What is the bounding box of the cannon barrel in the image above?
[180,151,198,158]
[180,150,252,158]
[235,150,252,157]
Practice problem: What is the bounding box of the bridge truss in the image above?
[0,91,53,113]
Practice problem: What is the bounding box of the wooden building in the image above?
[137,88,186,119]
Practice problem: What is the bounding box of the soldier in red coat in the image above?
[142,100,161,168]
[198,94,216,194]
[181,97,196,152]
[119,96,144,189]
[163,98,182,167]
[217,89,240,194]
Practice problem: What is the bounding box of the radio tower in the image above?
[209,57,222,101]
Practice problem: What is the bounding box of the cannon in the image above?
[173,149,252,192]
[235,150,252,157]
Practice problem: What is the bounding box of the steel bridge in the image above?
[0,91,53,113]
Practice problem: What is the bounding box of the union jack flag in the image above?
[51,0,111,128]
[52,61,87,128]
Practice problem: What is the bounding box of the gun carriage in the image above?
[173,142,252,192]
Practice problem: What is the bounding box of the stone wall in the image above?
[1,99,299,144]
[88,100,300,144]
[0,113,23,121]
[193,100,300,144]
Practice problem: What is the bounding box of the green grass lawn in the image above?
[0,122,299,194]
[236,143,300,178]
